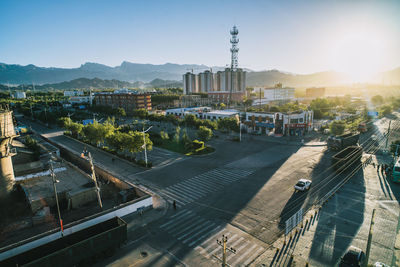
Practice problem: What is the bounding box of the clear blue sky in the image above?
[1,0,399,77]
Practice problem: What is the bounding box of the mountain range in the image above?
[0,61,399,89]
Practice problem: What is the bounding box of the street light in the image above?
[49,160,63,235]
[142,125,153,168]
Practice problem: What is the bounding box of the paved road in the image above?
[22,118,338,266]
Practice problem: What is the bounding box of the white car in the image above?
[294,179,312,191]
[375,262,390,267]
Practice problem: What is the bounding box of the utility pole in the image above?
[239,121,242,142]
[50,160,63,235]
[365,209,376,265]
[385,120,391,149]
[87,152,103,209]
[213,234,236,267]
[259,87,261,111]
[142,125,153,168]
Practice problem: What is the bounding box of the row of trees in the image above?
[59,117,152,157]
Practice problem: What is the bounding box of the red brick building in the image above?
[95,92,152,112]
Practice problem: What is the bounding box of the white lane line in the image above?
[182,223,216,244]
[175,218,206,236]
[168,209,188,219]
[187,177,223,189]
[159,190,188,205]
[163,213,198,231]
[188,225,223,247]
[214,169,243,180]
[177,220,210,240]
[229,241,249,261]
[180,181,216,194]
[158,192,185,206]
[225,237,244,261]
[243,246,264,266]
[209,234,238,256]
[231,243,258,266]
[165,187,197,202]
[197,175,227,186]
[196,229,228,250]
[159,210,192,228]
[171,184,206,198]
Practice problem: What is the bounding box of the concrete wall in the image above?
[0,194,153,261]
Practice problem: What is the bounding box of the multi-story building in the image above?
[253,83,295,106]
[64,91,84,97]
[95,91,152,112]
[243,110,313,136]
[183,72,197,94]
[165,107,239,121]
[172,95,215,108]
[306,87,325,98]
[182,68,246,103]
[13,92,26,99]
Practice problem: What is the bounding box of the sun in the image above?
[329,28,387,82]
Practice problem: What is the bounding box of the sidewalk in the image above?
[252,152,399,267]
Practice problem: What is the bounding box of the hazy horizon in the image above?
[1,0,399,82]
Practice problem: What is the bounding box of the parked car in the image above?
[339,246,366,267]
[294,179,312,191]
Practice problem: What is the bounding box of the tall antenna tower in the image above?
[228,25,239,108]
[230,25,239,70]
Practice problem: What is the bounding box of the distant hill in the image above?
[374,67,400,85]
[0,61,399,87]
[0,61,209,84]
[246,70,352,87]
[0,77,183,91]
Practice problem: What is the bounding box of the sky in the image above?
[0,0,399,81]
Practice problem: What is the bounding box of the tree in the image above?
[197,126,213,141]
[68,122,83,138]
[330,120,346,136]
[219,103,226,110]
[132,108,149,119]
[371,95,384,106]
[174,126,181,144]
[116,107,126,117]
[160,131,169,140]
[379,105,392,117]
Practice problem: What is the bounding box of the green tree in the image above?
[116,107,126,117]
[197,126,213,141]
[219,103,226,110]
[371,95,384,106]
[330,120,346,136]
[68,122,84,138]
[133,108,149,119]
[379,105,392,117]
[160,131,169,140]
[174,126,181,144]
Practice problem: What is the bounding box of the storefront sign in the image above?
[255,122,275,128]
[285,123,306,128]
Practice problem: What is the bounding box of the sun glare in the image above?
[329,28,387,82]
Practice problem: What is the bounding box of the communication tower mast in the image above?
[230,25,239,70]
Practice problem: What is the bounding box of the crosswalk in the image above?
[159,209,265,266]
[158,167,254,208]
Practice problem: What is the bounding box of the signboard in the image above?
[82,119,94,125]
[285,123,307,128]
[285,208,303,235]
[367,111,379,117]
[255,122,275,128]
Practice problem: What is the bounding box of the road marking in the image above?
[180,180,216,194]
[188,226,223,247]
[171,184,205,198]
[209,233,238,256]
[182,222,216,244]
[160,210,192,228]
[231,243,258,266]
[164,187,197,202]
[229,241,249,261]
[225,237,244,261]
[174,218,206,236]
[177,220,210,240]
[243,246,264,266]
[163,213,198,231]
